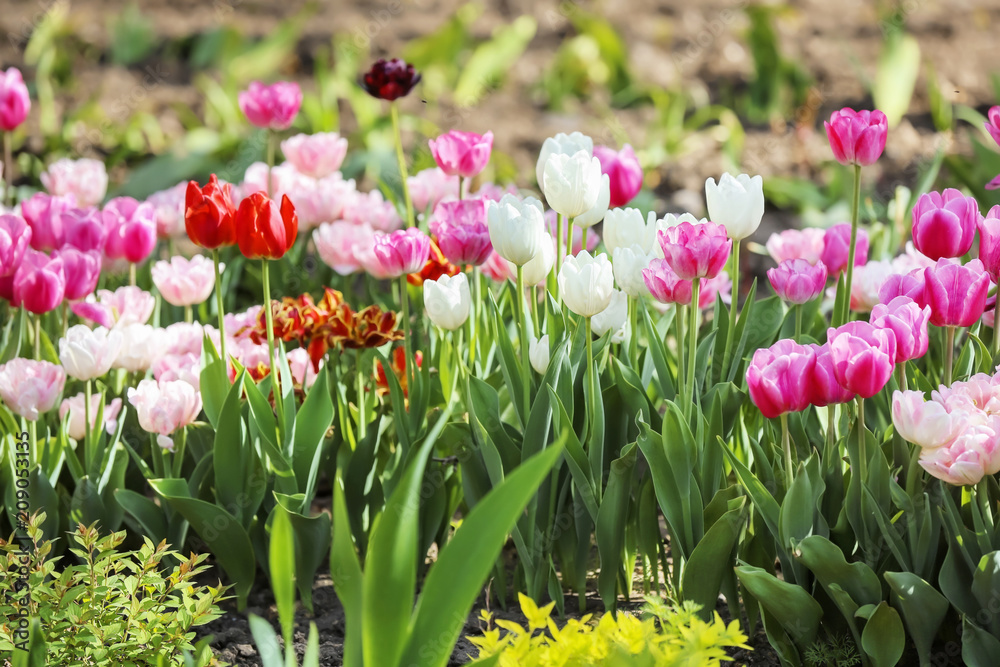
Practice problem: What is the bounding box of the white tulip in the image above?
[424,273,471,331]
[592,289,628,339]
[487,194,546,266]
[705,173,764,241]
[612,245,654,298]
[654,213,708,258]
[604,208,656,255]
[542,150,603,219]
[529,333,550,375]
[557,250,614,318]
[59,325,123,381]
[535,132,594,187]
[112,324,165,372]
[573,174,610,229]
[511,230,555,286]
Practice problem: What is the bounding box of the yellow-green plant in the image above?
[467,594,750,666]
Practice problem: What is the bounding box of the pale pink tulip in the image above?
[0,359,65,421]
[127,378,202,450]
[281,132,348,178]
[59,393,122,440]
[151,255,220,307]
[40,158,108,207]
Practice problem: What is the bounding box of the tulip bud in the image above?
[535,132,593,188]
[428,130,494,179]
[59,325,123,381]
[185,175,237,250]
[54,247,101,301]
[592,289,628,340]
[604,208,656,255]
[281,132,348,178]
[511,230,554,287]
[807,343,856,407]
[821,223,868,277]
[870,296,931,364]
[59,393,122,441]
[613,245,654,298]
[826,321,896,399]
[239,81,302,130]
[765,228,825,266]
[979,205,1000,282]
[152,255,221,307]
[372,228,432,278]
[424,272,471,330]
[824,107,888,166]
[529,334,550,375]
[315,221,374,276]
[767,259,827,305]
[911,189,980,261]
[21,192,74,252]
[542,150,603,219]
[746,339,817,418]
[657,221,731,280]
[558,250,614,318]
[923,259,990,328]
[13,249,65,314]
[62,207,107,253]
[430,200,493,266]
[103,197,157,263]
[593,144,642,209]
[361,59,421,101]
[0,68,31,131]
[643,258,692,305]
[486,195,546,266]
[127,378,202,449]
[705,173,765,241]
[573,174,610,229]
[235,192,299,260]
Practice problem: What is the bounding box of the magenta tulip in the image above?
[870,296,931,363]
[0,68,30,131]
[821,222,868,277]
[656,221,730,280]
[13,249,65,314]
[21,192,75,252]
[103,197,157,263]
[0,359,65,421]
[878,269,925,306]
[238,81,302,131]
[0,213,31,277]
[372,228,431,278]
[593,144,643,208]
[747,339,817,418]
[826,321,896,399]
[978,205,1000,282]
[824,107,888,166]
[767,258,827,304]
[428,130,494,179]
[642,258,693,305]
[430,200,492,266]
[62,207,106,253]
[911,189,979,261]
[987,106,1000,148]
[807,343,857,407]
[923,259,990,328]
[54,247,101,301]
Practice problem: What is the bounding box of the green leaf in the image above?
[794,535,881,607]
[399,441,565,667]
[596,442,638,612]
[248,614,284,667]
[0,306,25,363]
[330,474,363,667]
[885,571,949,667]
[963,617,1000,667]
[293,366,333,499]
[454,16,537,106]
[860,602,905,667]
[11,617,46,667]
[682,499,746,619]
[199,334,228,429]
[736,564,822,650]
[269,506,297,651]
[215,369,249,525]
[115,489,167,543]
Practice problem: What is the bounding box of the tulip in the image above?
[0,359,65,421]
[314,221,374,275]
[572,174,610,230]
[918,421,1000,486]
[513,232,554,287]
[13,249,65,314]
[481,250,513,283]
[0,67,30,131]
[613,245,654,298]
[343,189,402,232]
[408,167,458,213]
[705,173,765,241]
[127,378,202,451]
[821,223,868,276]
[911,189,980,261]
[870,296,931,364]
[593,144,642,209]
[54,247,101,301]
[59,393,122,440]
[592,289,628,339]
[185,175,237,250]
[424,272,471,330]
[280,132,348,178]
[979,205,1000,282]
[824,108,888,167]
[21,192,74,252]
[113,324,166,373]
[826,321,897,399]
[430,200,492,266]
[878,269,925,306]
[361,58,421,101]
[529,334,549,374]
[558,250,615,318]
[643,258,693,305]
[153,352,202,389]
[542,150,603,219]
[59,325,123,381]
[0,213,30,277]
[72,285,155,329]
[429,130,493,180]
[147,182,187,239]
[747,339,817,418]
[373,228,432,278]
[849,260,895,313]
[235,192,298,260]
[62,207,106,253]
[40,158,108,207]
[102,197,157,264]
[892,390,962,450]
[986,106,1000,148]
[486,194,546,266]
[535,132,594,188]
[765,228,826,266]
[923,259,990,328]
[239,81,302,130]
[657,221,731,281]
[808,343,857,407]
[152,255,221,308]
[603,208,656,255]
[767,259,827,305]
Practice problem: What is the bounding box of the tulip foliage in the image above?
[8,58,1000,667]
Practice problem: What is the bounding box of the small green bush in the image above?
[467,594,750,666]
[0,513,228,666]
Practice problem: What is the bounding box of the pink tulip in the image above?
[765,228,826,266]
[238,81,302,131]
[593,144,643,208]
[162,322,205,357]
[471,182,519,202]
[407,167,459,213]
[850,260,896,312]
[643,258,693,305]
[700,271,732,310]
[987,106,1000,148]
[481,249,513,283]
[40,158,108,207]
[127,378,202,450]
[978,205,1000,282]
[287,347,320,389]
[103,197,157,263]
[152,352,201,389]
[59,393,122,440]
[656,221,731,280]
[0,68,30,131]
[878,269,925,306]
[281,132,348,178]
[54,247,101,301]
[807,343,856,407]
[918,421,1000,486]
[147,182,187,239]
[821,222,868,277]
[0,213,31,277]
[824,107,888,166]
[892,389,963,450]
[21,192,75,252]
[71,285,155,328]
[430,200,492,266]
[314,221,374,275]
[870,296,931,364]
[289,174,358,231]
[151,255,220,307]
[923,259,990,328]
[372,228,432,278]
[0,359,65,421]
[62,207,107,253]
[13,249,65,314]
[746,339,817,418]
[428,130,493,179]
[767,258,827,304]
[240,161,309,202]
[911,189,980,261]
[826,321,897,399]
[342,190,402,232]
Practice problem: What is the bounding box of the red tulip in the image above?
[185,175,237,250]
[235,192,298,260]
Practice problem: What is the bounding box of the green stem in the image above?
[390,103,415,228]
[61,303,68,338]
[84,379,92,472]
[28,419,37,470]
[33,312,41,360]
[184,304,193,324]
[555,214,565,298]
[261,259,285,442]
[171,426,187,478]
[458,175,464,201]
[857,397,867,484]
[994,301,1000,359]
[839,164,862,327]
[825,405,836,464]
[3,132,13,207]
[516,266,531,426]
[213,249,227,368]
[945,326,955,385]
[586,316,595,431]
[266,129,276,199]
[470,267,480,371]
[674,303,685,396]
[129,262,136,287]
[896,363,908,393]
[794,304,803,340]
[627,297,638,369]
[400,275,413,403]
[686,279,701,418]
[530,286,540,338]
[723,239,740,366]
[781,413,794,489]
[357,350,366,441]
[566,219,576,259]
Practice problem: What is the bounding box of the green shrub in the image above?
[467,594,750,666]
[0,513,228,666]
